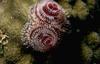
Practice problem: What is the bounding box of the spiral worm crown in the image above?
[21,0,67,52]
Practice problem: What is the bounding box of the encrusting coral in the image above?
[81,32,100,64]
[0,0,97,64]
[58,0,95,19]
[0,0,35,64]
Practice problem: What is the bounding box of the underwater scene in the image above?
[0,0,100,64]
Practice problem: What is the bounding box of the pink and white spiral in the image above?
[21,0,67,52]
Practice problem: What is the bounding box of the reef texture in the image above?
[0,0,100,64]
